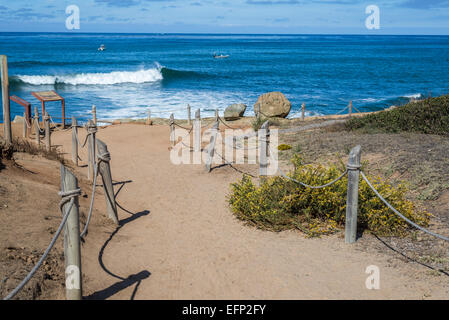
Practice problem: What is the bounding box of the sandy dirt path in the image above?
[51,124,449,299]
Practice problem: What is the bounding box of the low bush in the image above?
[345,95,449,135]
[277,144,292,151]
[228,155,430,237]
[251,116,266,131]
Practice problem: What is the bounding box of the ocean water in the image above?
[1,32,449,122]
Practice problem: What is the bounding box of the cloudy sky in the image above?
[0,0,448,34]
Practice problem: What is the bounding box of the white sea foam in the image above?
[85,88,252,121]
[359,97,382,103]
[16,68,163,86]
[403,93,423,99]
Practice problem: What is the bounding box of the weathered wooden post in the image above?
[22,112,27,138]
[194,109,201,153]
[71,116,78,166]
[146,108,152,125]
[60,164,82,300]
[215,108,219,122]
[187,104,191,125]
[44,112,51,151]
[1,55,12,144]
[256,105,261,121]
[169,113,175,146]
[92,105,97,126]
[259,121,270,176]
[301,103,305,121]
[205,121,219,172]
[87,120,97,181]
[345,145,361,244]
[96,139,119,224]
[348,101,353,117]
[34,107,40,146]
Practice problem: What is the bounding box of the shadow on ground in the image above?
[85,209,151,300]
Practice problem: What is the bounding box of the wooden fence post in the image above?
[345,145,361,244]
[259,120,270,176]
[169,113,175,146]
[44,112,51,151]
[215,108,219,122]
[187,104,191,125]
[87,120,97,181]
[194,109,201,153]
[205,121,219,172]
[60,164,82,300]
[34,107,40,145]
[146,108,152,125]
[92,105,97,126]
[256,105,261,121]
[1,55,12,144]
[348,101,353,117]
[301,103,305,121]
[22,112,27,138]
[96,139,119,224]
[71,116,78,166]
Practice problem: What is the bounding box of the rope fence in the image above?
[169,113,449,245]
[262,135,449,244]
[3,113,120,300]
[6,100,441,299]
[3,194,78,300]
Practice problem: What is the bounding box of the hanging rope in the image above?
[361,172,449,242]
[2,188,81,300]
[80,149,110,238]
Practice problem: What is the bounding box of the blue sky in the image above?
[0,0,448,34]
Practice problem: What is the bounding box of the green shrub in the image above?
[278,144,292,151]
[228,155,430,237]
[345,95,449,135]
[251,116,266,131]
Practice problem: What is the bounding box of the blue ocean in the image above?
[1,33,449,122]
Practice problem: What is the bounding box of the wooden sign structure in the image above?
[10,95,32,136]
[31,90,66,127]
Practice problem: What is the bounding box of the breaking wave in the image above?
[11,68,164,86]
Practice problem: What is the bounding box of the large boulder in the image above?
[224,103,247,121]
[254,92,291,118]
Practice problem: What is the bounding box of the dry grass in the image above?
[0,138,66,167]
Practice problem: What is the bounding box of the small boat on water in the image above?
[213,53,229,59]
[98,44,106,51]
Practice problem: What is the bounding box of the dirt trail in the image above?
[51,124,449,300]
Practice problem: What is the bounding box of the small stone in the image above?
[224,104,247,121]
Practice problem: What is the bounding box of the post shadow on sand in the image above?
[85,209,151,300]
[209,162,257,177]
[113,179,133,198]
[374,234,449,277]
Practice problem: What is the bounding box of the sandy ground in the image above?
[0,149,116,300]
[43,122,449,300]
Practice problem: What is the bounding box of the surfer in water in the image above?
[213,52,229,59]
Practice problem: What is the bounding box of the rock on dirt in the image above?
[254,92,291,118]
[224,104,247,121]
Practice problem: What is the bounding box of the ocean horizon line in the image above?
[2,32,449,37]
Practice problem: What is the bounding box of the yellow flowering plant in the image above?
[228,155,430,237]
